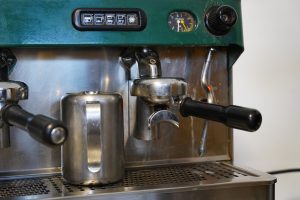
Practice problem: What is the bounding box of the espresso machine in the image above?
[0,0,276,199]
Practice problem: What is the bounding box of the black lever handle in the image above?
[2,104,68,146]
[180,98,262,132]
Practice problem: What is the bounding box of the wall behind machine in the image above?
[233,0,300,199]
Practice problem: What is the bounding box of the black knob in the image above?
[205,5,238,36]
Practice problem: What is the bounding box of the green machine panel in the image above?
[0,0,243,46]
[0,0,243,65]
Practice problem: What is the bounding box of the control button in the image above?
[127,14,139,25]
[105,14,116,25]
[73,8,146,31]
[116,14,127,25]
[81,13,93,25]
[94,14,105,25]
[205,5,237,36]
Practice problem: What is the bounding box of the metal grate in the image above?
[0,178,49,198]
[124,165,206,187]
[47,175,122,194]
[0,162,252,199]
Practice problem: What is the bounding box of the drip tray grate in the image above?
[0,162,259,200]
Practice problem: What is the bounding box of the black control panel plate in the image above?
[72,8,147,31]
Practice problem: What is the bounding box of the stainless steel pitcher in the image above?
[61,91,124,185]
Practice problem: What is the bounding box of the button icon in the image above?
[116,14,127,25]
[127,14,139,25]
[81,13,93,25]
[94,14,105,25]
[105,14,116,25]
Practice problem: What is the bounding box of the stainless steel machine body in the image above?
[0,47,276,199]
[0,0,276,199]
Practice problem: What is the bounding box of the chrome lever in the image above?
[199,48,216,156]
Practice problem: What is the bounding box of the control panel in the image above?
[73,8,147,31]
[0,1,243,48]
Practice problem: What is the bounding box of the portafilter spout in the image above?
[131,77,187,139]
[121,47,185,140]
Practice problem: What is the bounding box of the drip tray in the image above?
[0,162,276,200]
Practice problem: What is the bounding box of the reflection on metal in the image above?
[0,162,276,200]
[199,48,217,156]
[50,127,67,145]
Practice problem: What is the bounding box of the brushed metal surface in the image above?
[0,47,231,173]
[61,92,124,185]
[0,162,276,200]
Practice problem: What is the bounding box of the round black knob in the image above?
[205,5,237,36]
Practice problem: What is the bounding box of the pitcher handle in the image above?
[86,101,102,173]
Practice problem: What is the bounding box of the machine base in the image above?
[0,162,276,200]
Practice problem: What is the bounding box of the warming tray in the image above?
[0,162,276,200]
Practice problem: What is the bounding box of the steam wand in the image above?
[199,48,216,156]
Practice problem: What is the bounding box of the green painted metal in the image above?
[0,0,243,66]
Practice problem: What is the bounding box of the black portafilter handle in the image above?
[2,104,68,146]
[180,98,262,132]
